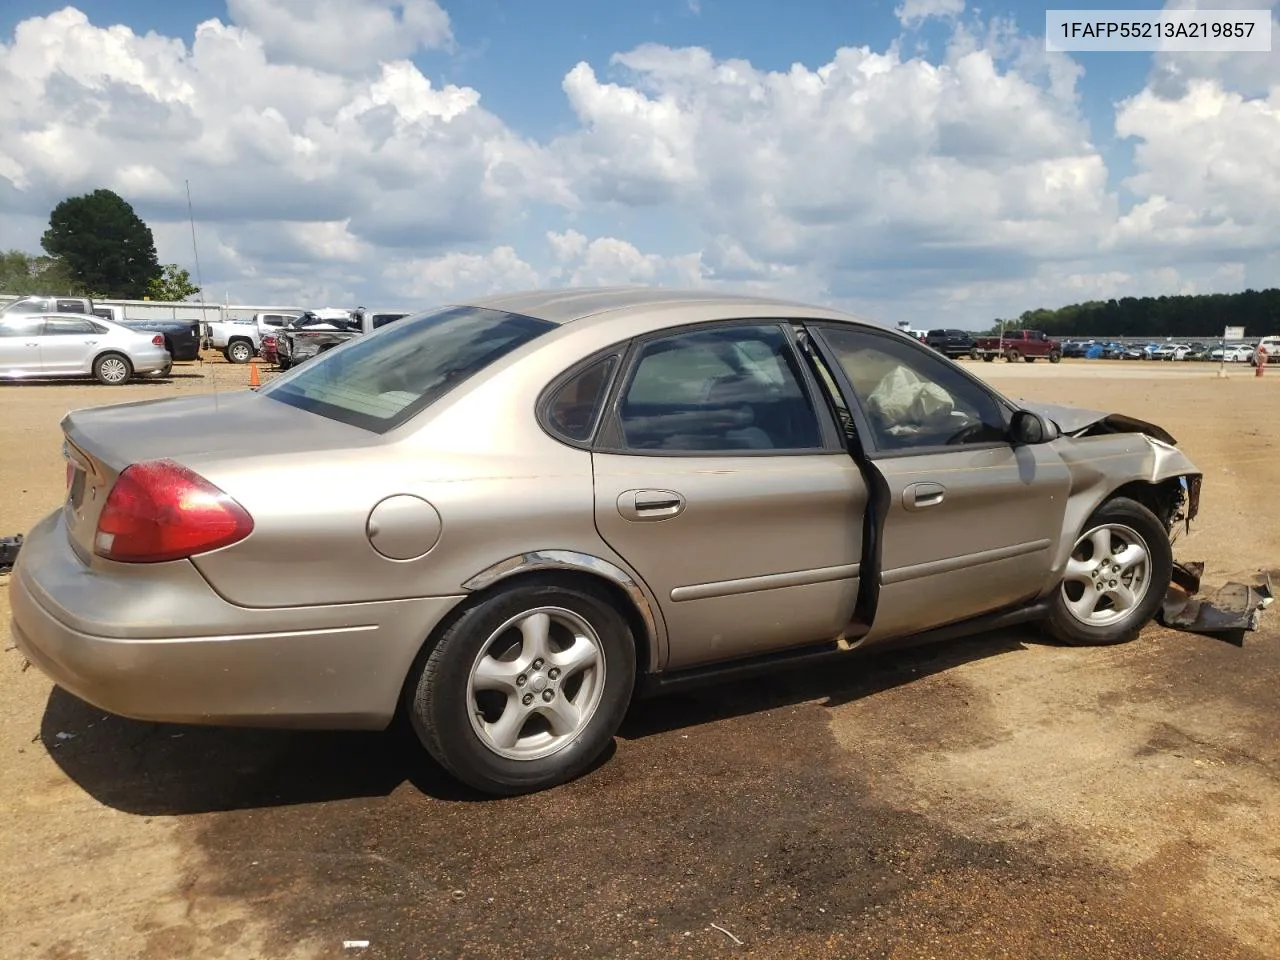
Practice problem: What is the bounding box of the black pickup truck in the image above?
[117,318,202,360]
[924,328,977,358]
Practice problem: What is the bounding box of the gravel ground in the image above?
[1,357,1278,960]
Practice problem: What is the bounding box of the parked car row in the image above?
[1060,338,1277,364]
[921,328,1280,367]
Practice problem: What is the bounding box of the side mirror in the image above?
[1010,409,1057,445]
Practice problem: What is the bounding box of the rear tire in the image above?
[93,352,132,385]
[983,354,994,362]
[225,340,254,364]
[407,579,637,795]
[1046,497,1172,647]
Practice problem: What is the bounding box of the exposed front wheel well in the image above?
[1105,477,1190,533]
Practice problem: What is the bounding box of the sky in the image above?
[0,0,1276,327]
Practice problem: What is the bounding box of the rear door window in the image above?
[261,305,555,433]
[44,317,98,335]
[608,323,825,452]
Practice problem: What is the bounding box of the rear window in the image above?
[261,305,556,433]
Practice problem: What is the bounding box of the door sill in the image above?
[636,600,1051,698]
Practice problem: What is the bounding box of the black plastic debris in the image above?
[0,534,22,574]
[1159,560,1274,634]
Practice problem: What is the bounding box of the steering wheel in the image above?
[944,421,986,445]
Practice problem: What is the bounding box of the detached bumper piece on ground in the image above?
[0,535,22,574]
[1159,561,1274,634]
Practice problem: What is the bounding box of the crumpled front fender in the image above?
[1041,432,1202,595]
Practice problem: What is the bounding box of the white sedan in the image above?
[1208,343,1252,363]
[0,312,171,384]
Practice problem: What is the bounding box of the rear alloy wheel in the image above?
[408,580,636,795]
[1046,497,1172,646]
[225,340,253,364]
[93,352,132,385]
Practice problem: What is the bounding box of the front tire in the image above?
[1049,352,1062,364]
[1007,349,1021,363]
[93,352,132,385]
[1046,496,1172,646]
[408,579,637,795]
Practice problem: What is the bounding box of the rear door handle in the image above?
[618,489,686,522]
[903,481,945,510]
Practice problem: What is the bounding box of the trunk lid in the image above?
[60,391,382,560]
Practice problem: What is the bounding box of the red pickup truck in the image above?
[970,329,1062,363]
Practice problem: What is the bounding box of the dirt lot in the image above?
[2,357,1278,960]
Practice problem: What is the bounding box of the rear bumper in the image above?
[8,510,465,730]
[130,346,171,375]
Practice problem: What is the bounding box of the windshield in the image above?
[261,305,556,433]
[0,298,45,315]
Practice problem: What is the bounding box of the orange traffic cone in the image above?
[248,362,261,388]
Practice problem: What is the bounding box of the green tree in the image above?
[146,263,201,302]
[0,249,86,296]
[40,189,161,299]
[987,289,1280,339]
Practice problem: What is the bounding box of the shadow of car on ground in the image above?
[39,628,1035,816]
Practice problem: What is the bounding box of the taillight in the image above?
[152,334,165,346]
[94,459,254,563]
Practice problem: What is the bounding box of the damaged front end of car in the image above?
[1024,400,1270,636]
[1022,400,1203,540]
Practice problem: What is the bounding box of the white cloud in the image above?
[1148,0,1279,97]
[0,7,572,283]
[225,0,454,72]
[555,40,1111,296]
[1113,79,1280,257]
[384,245,540,300]
[896,0,966,29]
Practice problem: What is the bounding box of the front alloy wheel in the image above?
[1046,496,1172,646]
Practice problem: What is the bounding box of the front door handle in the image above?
[617,489,686,522]
[903,481,945,510]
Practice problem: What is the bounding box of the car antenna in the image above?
[187,178,216,407]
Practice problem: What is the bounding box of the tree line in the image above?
[0,188,200,302]
[986,288,1280,339]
